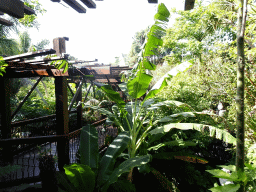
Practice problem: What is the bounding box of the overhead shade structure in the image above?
[0,0,36,26]
[185,0,195,10]
[148,0,158,3]
[63,0,87,13]
[80,0,96,8]
[0,17,13,26]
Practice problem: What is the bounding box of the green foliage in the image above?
[50,59,69,73]
[58,125,144,192]
[207,163,256,192]
[0,56,8,76]
[0,164,21,178]
[64,163,96,192]
[20,0,46,28]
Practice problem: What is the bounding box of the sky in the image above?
[17,0,184,64]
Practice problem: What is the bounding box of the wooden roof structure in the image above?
[0,0,193,27]
[2,49,69,78]
[0,0,35,26]
[51,0,158,13]
[0,0,159,26]
[2,47,131,84]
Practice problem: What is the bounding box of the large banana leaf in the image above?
[56,171,76,192]
[143,77,168,103]
[127,3,170,100]
[127,71,152,99]
[63,163,96,192]
[149,123,236,145]
[94,82,125,109]
[79,125,99,171]
[101,154,152,192]
[97,131,131,187]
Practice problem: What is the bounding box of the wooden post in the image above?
[53,37,66,57]
[0,77,12,165]
[76,79,83,129]
[55,77,69,171]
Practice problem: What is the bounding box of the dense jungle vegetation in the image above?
[1,0,256,192]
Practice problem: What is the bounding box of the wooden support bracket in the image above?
[11,77,43,120]
[0,17,13,26]
[80,0,96,8]
[0,0,24,18]
[185,0,195,10]
[63,0,87,13]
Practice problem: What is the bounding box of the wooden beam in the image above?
[148,0,158,3]
[24,5,35,15]
[7,62,56,69]
[11,77,43,120]
[4,49,56,61]
[0,77,12,165]
[63,0,87,13]
[0,110,77,128]
[80,0,96,8]
[55,76,70,170]
[3,68,68,78]
[17,55,67,65]
[0,17,13,26]
[0,0,24,18]
[185,0,195,11]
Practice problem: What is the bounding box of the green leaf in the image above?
[79,125,99,171]
[101,155,152,192]
[94,82,125,108]
[148,140,197,151]
[50,59,69,73]
[147,100,190,110]
[127,72,152,99]
[64,163,96,192]
[97,131,131,187]
[208,184,240,192]
[143,77,168,103]
[142,58,156,70]
[206,169,235,180]
[56,171,76,192]
[0,56,8,76]
[0,164,21,178]
[149,123,236,145]
[155,3,170,22]
[218,165,236,172]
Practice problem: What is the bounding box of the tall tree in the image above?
[128,27,150,65]
[236,0,248,191]
[18,31,31,53]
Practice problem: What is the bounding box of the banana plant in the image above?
[56,124,147,192]
[79,3,237,190]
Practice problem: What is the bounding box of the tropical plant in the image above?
[56,124,136,192]
[77,4,237,191]
[206,163,256,192]
[0,56,8,76]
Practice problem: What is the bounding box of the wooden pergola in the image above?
[0,38,131,182]
[0,0,159,26]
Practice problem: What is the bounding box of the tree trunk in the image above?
[236,0,246,191]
